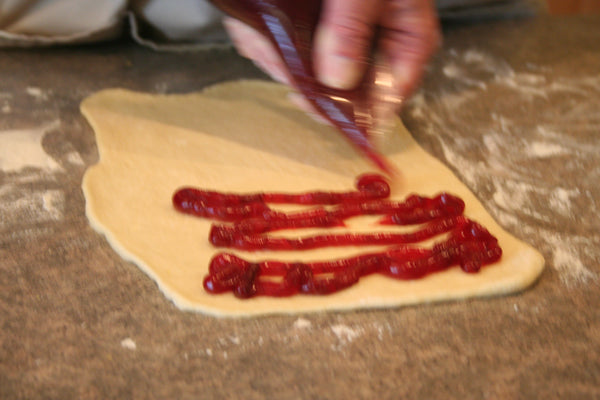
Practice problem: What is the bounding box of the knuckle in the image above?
[326,14,373,55]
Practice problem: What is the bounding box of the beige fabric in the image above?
[0,0,125,36]
[0,0,127,46]
[0,0,537,47]
[0,0,224,47]
[130,0,223,42]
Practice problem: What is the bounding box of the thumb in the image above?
[314,0,383,90]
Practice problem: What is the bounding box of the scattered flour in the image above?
[120,337,137,350]
[1,92,13,113]
[407,48,600,285]
[26,86,48,100]
[0,120,62,172]
[293,317,312,329]
[548,187,577,217]
[66,151,85,166]
[0,119,69,233]
[528,141,567,158]
[331,324,362,344]
[42,190,65,220]
[547,234,597,286]
[553,247,593,285]
[0,189,65,228]
[442,62,487,89]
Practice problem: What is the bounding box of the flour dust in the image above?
[0,119,70,237]
[407,48,599,286]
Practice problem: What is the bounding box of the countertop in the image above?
[1,15,599,400]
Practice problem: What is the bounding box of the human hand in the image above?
[314,0,440,100]
[224,0,440,114]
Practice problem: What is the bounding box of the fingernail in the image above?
[315,30,362,90]
[392,63,415,100]
[320,54,363,89]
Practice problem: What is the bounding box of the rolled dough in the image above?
[81,80,544,317]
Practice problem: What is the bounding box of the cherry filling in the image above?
[203,220,502,298]
[172,173,390,222]
[215,192,465,235]
[172,174,503,298]
[209,216,466,251]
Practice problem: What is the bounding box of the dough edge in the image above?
[80,80,545,317]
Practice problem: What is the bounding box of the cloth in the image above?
[0,0,227,48]
[0,0,539,48]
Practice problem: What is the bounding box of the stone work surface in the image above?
[1,16,599,400]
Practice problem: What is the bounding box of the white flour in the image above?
[330,324,363,344]
[0,120,62,172]
[408,48,599,285]
[26,86,49,101]
[120,337,137,350]
[66,151,85,166]
[42,190,65,221]
[292,317,312,329]
[0,119,70,232]
[0,188,65,228]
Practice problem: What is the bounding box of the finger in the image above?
[314,0,384,89]
[223,17,292,85]
[379,0,441,99]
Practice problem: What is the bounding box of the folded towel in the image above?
[0,0,542,48]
